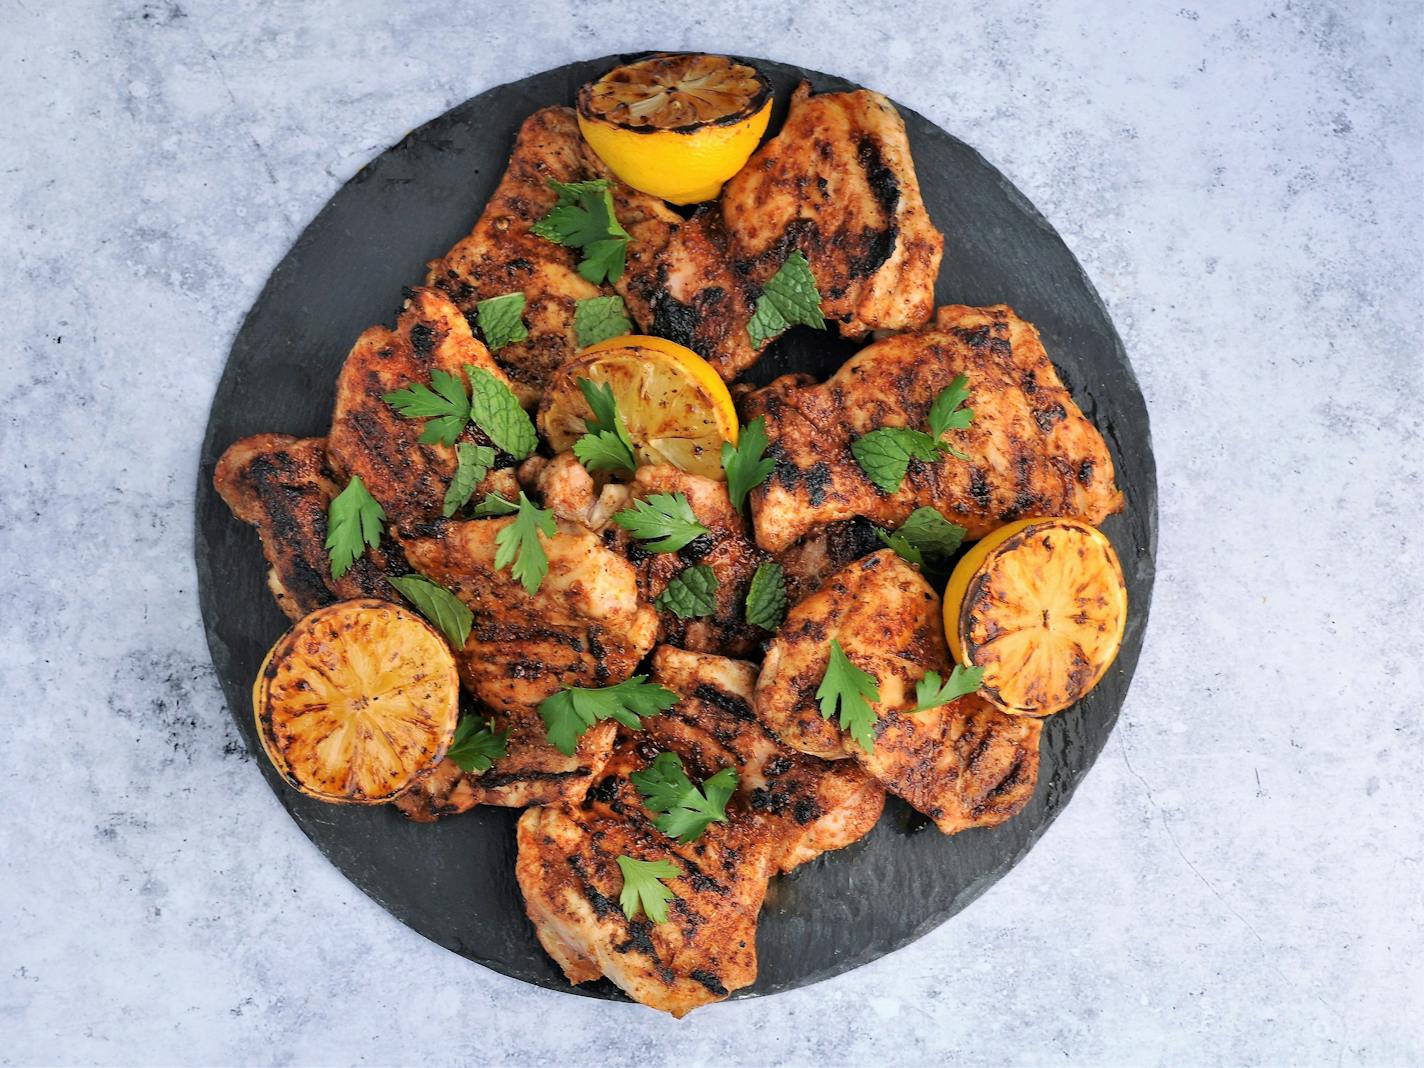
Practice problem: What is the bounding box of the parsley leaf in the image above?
[530,178,629,285]
[443,442,495,517]
[446,715,510,773]
[493,492,556,595]
[326,475,385,579]
[573,295,632,348]
[913,665,986,712]
[851,376,978,492]
[745,560,787,631]
[537,675,679,756]
[721,416,775,512]
[475,293,529,352]
[388,574,473,647]
[612,492,708,553]
[470,492,519,517]
[382,368,469,447]
[616,855,680,923]
[747,251,826,348]
[571,377,637,474]
[655,564,719,618]
[877,507,968,566]
[850,427,943,493]
[630,752,738,843]
[815,639,881,753]
[466,365,537,459]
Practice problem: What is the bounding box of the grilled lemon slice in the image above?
[252,599,460,803]
[944,519,1127,717]
[539,335,738,479]
[577,53,772,205]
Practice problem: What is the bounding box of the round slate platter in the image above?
[196,54,1157,1003]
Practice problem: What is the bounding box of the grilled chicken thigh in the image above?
[327,287,517,529]
[745,304,1124,552]
[646,646,884,873]
[213,434,407,619]
[755,549,1042,834]
[619,84,943,380]
[427,107,677,404]
[516,744,775,1017]
[515,649,884,1015]
[400,517,658,712]
[722,82,943,338]
[394,712,618,819]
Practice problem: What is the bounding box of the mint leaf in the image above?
[388,574,473,648]
[745,560,787,631]
[896,507,967,559]
[442,442,495,517]
[655,564,719,619]
[475,293,529,352]
[325,475,385,579]
[721,416,775,512]
[747,251,825,348]
[573,295,632,348]
[850,427,941,493]
[466,365,537,459]
[446,715,510,773]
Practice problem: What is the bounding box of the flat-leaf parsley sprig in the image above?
[851,373,976,493]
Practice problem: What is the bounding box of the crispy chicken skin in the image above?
[722,82,943,338]
[744,304,1125,552]
[393,715,618,819]
[327,287,515,529]
[427,107,678,405]
[626,467,768,658]
[399,518,658,713]
[619,84,942,381]
[516,745,774,1017]
[647,646,884,874]
[213,434,406,620]
[755,549,1042,835]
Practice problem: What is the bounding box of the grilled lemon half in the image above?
[252,599,460,803]
[944,519,1127,717]
[576,53,772,205]
[539,335,738,480]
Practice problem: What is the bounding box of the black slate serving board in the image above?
[195,55,1157,1003]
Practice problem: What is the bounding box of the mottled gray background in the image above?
[2,1,1420,1064]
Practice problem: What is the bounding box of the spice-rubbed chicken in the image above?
[744,304,1124,552]
[399,517,658,712]
[327,287,518,530]
[213,434,408,620]
[646,645,884,874]
[619,84,943,380]
[515,645,883,1015]
[427,107,678,405]
[755,549,1042,835]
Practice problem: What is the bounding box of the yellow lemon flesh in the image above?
[540,335,738,479]
[943,518,1128,717]
[577,53,772,205]
[252,599,460,803]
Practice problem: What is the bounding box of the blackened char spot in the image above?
[803,462,832,506]
[651,293,701,351]
[793,797,819,825]
[1078,459,1095,486]
[689,969,729,996]
[477,768,587,789]
[567,854,620,919]
[848,225,898,279]
[692,683,757,722]
[1034,403,1067,432]
[679,533,716,563]
[408,321,435,354]
[969,468,991,507]
[858,137,901,217]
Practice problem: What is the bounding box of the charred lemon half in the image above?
[540,335,738,479]
[944,519,1127,717]
[252,599,460,803]
[577,53,772,205]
